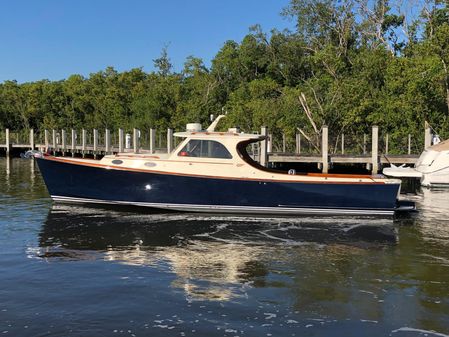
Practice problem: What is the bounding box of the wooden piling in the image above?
[133,128,139,154]
[424,121,431,149]
[363,134,367,154]
[93,129,98,158]
[385,134,389,154]
[295,133,301,154]
[82,129,86,157]
[371,125,379,174]
[44,130,49,151]
[93,129,98,152]
[321,125,328,174]
[52,129,56,153]
[5,128,10,155]
[29,129,34,150]
[408,134,411,155]
[149,129,156,154]
[105,129,111,154]
[282,133,286,153]
[71,129,76,157]
[118,128,124,153]
[167,128,173,154]
[260,126,268,167]
[267,134,272,153]
[61,129,67,155]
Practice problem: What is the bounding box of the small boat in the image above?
[383,139,449,187]
[35,116,415,216]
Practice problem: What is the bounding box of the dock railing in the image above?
[0,124,436,173]
[267,124,428,173]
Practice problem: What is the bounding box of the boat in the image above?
[383,139,449,187]
[34,116,415,216]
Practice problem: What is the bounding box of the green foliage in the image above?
[1,0,449,146]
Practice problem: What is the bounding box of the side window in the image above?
[178,140,232,159]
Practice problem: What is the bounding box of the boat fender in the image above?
[288,169,296,175]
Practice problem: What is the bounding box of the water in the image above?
[1,158,449,337]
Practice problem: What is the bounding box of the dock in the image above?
[0,124,432,174]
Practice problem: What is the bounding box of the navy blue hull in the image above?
[36,157,401,215]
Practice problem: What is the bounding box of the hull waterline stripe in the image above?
[50,195,395,216]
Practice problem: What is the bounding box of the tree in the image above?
[153,46,173,77]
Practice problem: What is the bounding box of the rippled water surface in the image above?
[1,158,449,336]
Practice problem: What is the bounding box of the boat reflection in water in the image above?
[410,188,449,247]
[38,205,400,301]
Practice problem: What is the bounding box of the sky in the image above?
[0,0,294,83]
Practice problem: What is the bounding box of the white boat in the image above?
[383,139,449,187]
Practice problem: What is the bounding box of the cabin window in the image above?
[112,159,123,165]
[178,140,232,159]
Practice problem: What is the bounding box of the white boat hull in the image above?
[383,142,449,187]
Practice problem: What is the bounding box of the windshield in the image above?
[178,139,232,159]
